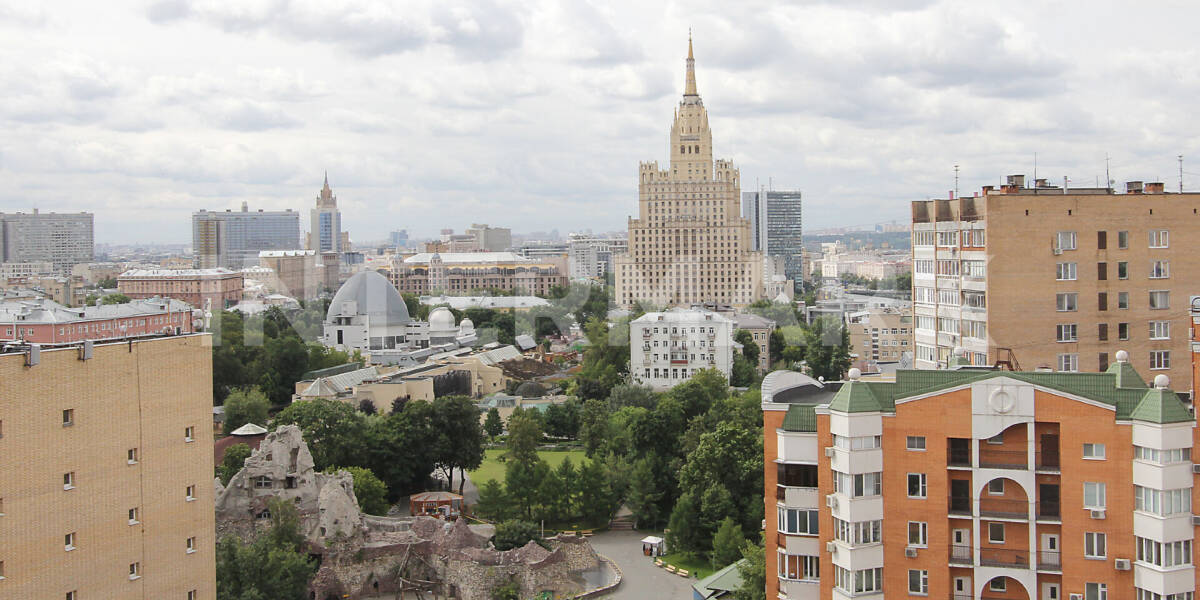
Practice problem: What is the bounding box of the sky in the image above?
[2,1,1199,244]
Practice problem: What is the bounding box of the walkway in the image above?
[587,530,695,599]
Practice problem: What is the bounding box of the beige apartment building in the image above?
[0,334,215,599]
[847,306,912,365]
[614,37,764,308]
[913,175,1198,392]
[118,268,244,309]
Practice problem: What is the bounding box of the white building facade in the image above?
[629,307,735,390]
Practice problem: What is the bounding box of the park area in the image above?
[468,447,587,486]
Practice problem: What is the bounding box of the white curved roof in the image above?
[326,271,411,323]
[762,370,824,403]
[428,306,456,331]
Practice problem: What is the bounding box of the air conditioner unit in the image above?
[1192,515,1200,527]
[1090,509,1106,520]
[826,541,838,553]
[905,547,919,558]
[1053,248,1063,255]
[824,447,836,457]
[1114,558,1131,571]
[1070,595,1084,600]
[826,494,839,509]
[1192,463,1200,474]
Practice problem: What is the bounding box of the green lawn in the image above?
[468,448,588,486]
[659,551,716,580]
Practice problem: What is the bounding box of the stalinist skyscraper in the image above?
[614,36,763,308]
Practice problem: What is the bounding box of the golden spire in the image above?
[684,30,698,97]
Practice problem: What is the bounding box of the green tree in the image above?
[576,457,612,524]
[491,578,522,600]
[733,538,766,600]
[96,276,117,288]
[100,293,131,305]
[554,457,578,519]
[257,336,310,405]
[218,443,252,485]
[493,519,546,551]
[535,468,567,523]
[678,422,764,535]
[505,457,550,519]
[607,383,657,410]
[364,401,439,498]
[326,466,390,515]
[216,498,315,600]
[271,398,367,471]
[730,355,758,387]
[734,329,759,364]
[483,407,503,440]
[505,408,543,463]
[579,399,610,457]
[768,329,786,364]
[432,395,486,494]
[668,368,728,420]
[475,479,515,522]
[544,398,582,439]
[711,517,745,569]
[223,387,270,434]
[801,318,851,381]
[626,456,664,529]
[666,491,704,555]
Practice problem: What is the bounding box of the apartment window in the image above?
[777,552,819,581]
[834,566,883,594]
[907,521,928,547]
[1056,231,1077,250]
[67,592,77,600]
[1136,536,1192,567]
[777,464,818,488]
[1057,353,1079,372]
[1149,320,1170,340]
[1151,260,1170,279]
[1097,292,1108,311]
[63,472,75,490]
[1149,229,1169,248]
[1118,322,1129,340]
[777,508,819,535]
[189,591,197,600]
[1135,486,1191,515]
[65,532,76,551]
[187,536,196,553]
[906,436,926,450]
[1150,350,1171,370]
[1083,443,1106,459]
[1149,290,1169,310]
[937,231,958,246]
[184,426,195,442]
[1118,261,1128,279]
[988,479,1005,495]
[127,448,138,464]
[1056,262,1077,280]
[186,485,196,501]
[1097,230,1107,249]
[1056,324,1077,342]
[1118,230,1129,248]
[987,433,1004,445]
[1084,482,1106,508]
[1097,262,1107,280]
[1086,583,1108,600]
[908,569,929,595]
[988,522,1005,543]
[1098,323,1108,341]
[128,507,139,524]
[1135,446,1191,463]
[1118,292,1129,309]
[832,434,881,450]
[990,578,1007,592]
[129,562,141,580]
[62,409,74,426]
[0,560,4,580]
[834,472,882,498]
[962,291,986,308]
[1085,532,1107,558]
[834,518,882,545]
[907,473,927,498]
[1056,293,1078,312]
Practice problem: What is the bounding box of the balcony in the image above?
[949,495,972,516]
[978,498,1028,519]
[949,544,972,565]
[979,547,1030,569]
[1037,501,1060,521]
[978,449,1027,470]
[1037,550,1061,571]
[948,439,971,467]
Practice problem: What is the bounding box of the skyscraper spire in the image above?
[323,170,329,189]
[684,30,698,97]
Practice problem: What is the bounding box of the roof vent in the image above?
[1127,181,1144,194]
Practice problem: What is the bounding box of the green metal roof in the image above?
[828,380,885,413]
[1106,360,1147,389]
[692,559,744,599]
[1130,387,1195,424]
[781,404,817,432]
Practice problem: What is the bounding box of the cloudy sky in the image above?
[1,1,1198,244]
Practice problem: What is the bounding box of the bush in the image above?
[493,519,546,551]
[217,443,252,485]
[326,466,390,515]
[223,387,270,435]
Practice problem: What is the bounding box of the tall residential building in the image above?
[613,37,764,308]
[465,224,513,252]
[0,334,216,598]
[846,306,913,366]
[568,234,628,280]
[763,359,1199,600]
[0,209,94,275]
[309,173,344,254]
[744,189,804,283]
[192,203,301,269]
[629,307,735,390]
[912,175,1199,392]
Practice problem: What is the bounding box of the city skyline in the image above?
[1,1,1199,244]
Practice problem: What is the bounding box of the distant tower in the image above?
[309,172,343,253]
[427,253,447,294]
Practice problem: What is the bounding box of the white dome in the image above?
[428,306,456,331]
[459,317,475,332]
[1154,374,1170,389]
[326,271,410,324]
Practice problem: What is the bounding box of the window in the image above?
[834,472,882,498]
[67,592,77,600]
[937,231,958,247]
[184,426,195,442]
[834,566,883,594]
[1056,231,1077,250]
[1056,324,1078,342]
[833,518,882,545]
[907,473,927,498]
[906,436,926,450]
[988,522,1005,543]
[962,291,986,308]
[1084,482,1106,508]
[253,476,272,489]
[1057,353,1079,372]
[908,521,928,546]
[186,485,196,501]
[129,562,141,580]
[1083,443,1105,459]
[1097,230,1107,249]
[1118,230,1129,248]
[63,472,75,490]
[65,532,76,551]
[1150,350,1171,370]
[1149,230,1169,248]
[1135,486,1191,515]
[1118,261,1128,279]
[1056,262,1077,280]
[777,552,819,581]
[1086,583,1108,600]
[908,569,929,595]
[1098,292,1108,311]
[777,464,818,488]
[1135,446,1191,463]
[990,578,1007,592]
[1150,290,1169,310]
[1085,532,1107,558]
[1151,260,1170,279]
[832,435,881,450]
[777,508,819,535]
[187,536,196,553]
[1136,536,1192,567]
[1097,262,1107,280]
[1149,321,1170,340]
[127,448,138,464]
[1118,292,1129,309]
[62,409,74,426]
[1056,293,1078,312]
[987,479,1005,495]
[1118,322,1129,340]
[128,507,139,524]
[189,592,197,600]
[1098,323,1108,341]
[986,433,1004,445]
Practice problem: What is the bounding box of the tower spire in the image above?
[323,170,329,188]
[684,31,698,97]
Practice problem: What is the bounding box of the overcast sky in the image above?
[1,1,1198,244]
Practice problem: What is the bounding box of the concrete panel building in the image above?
[613,37,764,308]
[118,268,243,309]
[0,210,94,275]
[568,234,628,280]
[192,203,302,269]
[744,189,804,283]
[0,334,216,599]
[847,306,913,364]
[465,224,512,252]
[912,175,1200,392]
[629,307,735,390]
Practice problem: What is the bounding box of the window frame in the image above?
[907,473,928,499]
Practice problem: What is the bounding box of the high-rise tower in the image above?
[309,172,343,254]
[613,36,764,307]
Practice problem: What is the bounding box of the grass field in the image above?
[659,551,717,580]
[467,448,588,486]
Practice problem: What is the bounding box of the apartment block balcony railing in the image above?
[978,498,1029,519]
[948,496,971,516]
[1036,451,1061,471]
[978,449,1028,470]
[1037,501,1061,520]
[949,545,972,565]
[948,446,972,467]
[1037,550,1062,571]
[979,547,1030,569]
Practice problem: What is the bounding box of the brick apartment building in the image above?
[764,358,1198,600]
[0,334,216,598]
[117,268,243,309]
[0,297,196,344]
[912,175,1200,394]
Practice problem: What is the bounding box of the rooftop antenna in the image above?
[1179,155,1184,193]
[954,164,960,198]
[1033,152,1037,183]
[1105,153,1111,191]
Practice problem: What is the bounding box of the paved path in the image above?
[587,530,695,600]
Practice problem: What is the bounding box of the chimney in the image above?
[1006,174,1026,188]
[981,185,995,194]
[1145,182,1165,194]
[1126,181,1144,194]
[949,190,955,200]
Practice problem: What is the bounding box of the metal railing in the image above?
[948,447,971,467]
[1037,501,1061,520]
[1037,550,1062,571]
[978,498,1029,519]
[979,547,1030,569]
[948,496,972,516]
[949,545,972,565]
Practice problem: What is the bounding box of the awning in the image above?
[640,536,664,544]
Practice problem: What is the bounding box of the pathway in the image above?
[587,530,695,600]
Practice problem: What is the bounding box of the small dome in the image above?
[848,368,861,380]
[428,306,456,331]
[514,381,547,398]
[1154,374,1170,389]
[459,317,475,332]
[1115,350,1129,363]
[326,271,410,324]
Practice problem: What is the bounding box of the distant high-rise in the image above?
[0,209,94,275]
[465,224,512,252]
[743,189,803,283]
[613,35,764,307]
[309,173,344,254]
[192,204,301,269]
[389,230,409,248]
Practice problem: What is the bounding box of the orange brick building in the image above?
[118,268,243,309]
[765,359,1197,600]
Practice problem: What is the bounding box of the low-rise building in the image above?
[390,252,567,297]
[731,312,775,374]
[0,297,196,343]
[117,268,243,309]
[257,250,325,300]
[629,307,735,390]
[846,306,912,366]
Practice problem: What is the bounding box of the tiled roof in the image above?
[781,405,817,432]
[693,559,744,599]
[1130,388,1194,424]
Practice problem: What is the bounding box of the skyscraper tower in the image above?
[309,172,343,253]
[613,35,764,307]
